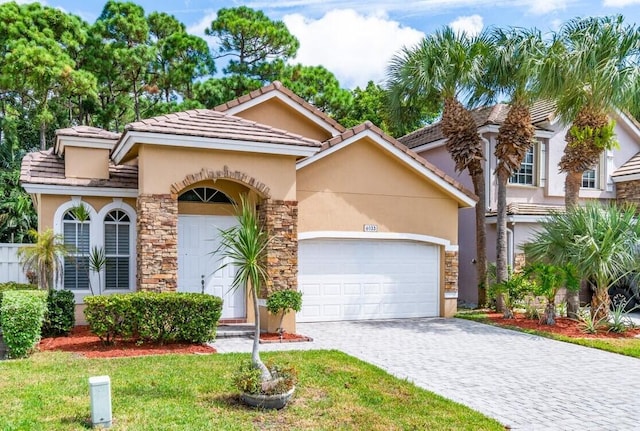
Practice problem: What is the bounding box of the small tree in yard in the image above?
[266,290,302,340]
[524,203,640,321]
[489,270,532,319]
[18,229,69,291]
[525,263,579,325]
[216,195,273,383]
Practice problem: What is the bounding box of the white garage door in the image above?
[298,239,439,322]
[177,215,245,320]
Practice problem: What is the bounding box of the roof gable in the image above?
[111,108,321,164]
[298,121,477,208]
[214,81,345,138]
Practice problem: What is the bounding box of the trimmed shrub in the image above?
[84,294,134,344]
[131,292,223,344]
[0,282,38,322]
[0,290,48,358]
[84,292,222,344]
[42,289,75,337]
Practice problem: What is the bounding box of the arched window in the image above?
[104,210,131,290]
[178,187,233,204]
[63,209,91,290]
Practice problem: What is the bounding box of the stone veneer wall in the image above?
[137,194,178,292]
[257,200,298,295]
[615,180,640,209]
[444,250,459,294]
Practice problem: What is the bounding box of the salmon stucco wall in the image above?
[296,137,459,243]
[138,145,297,200]
[232,98,333,142]
[39,195,137,231]
[64,147,110,180]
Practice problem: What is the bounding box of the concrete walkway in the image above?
[213,318,640,430]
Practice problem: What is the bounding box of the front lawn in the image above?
[0,350,503,431]
[457,311,640,359]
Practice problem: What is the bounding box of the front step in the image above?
[216,324,254,339]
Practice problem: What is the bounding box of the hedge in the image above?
[0,290,48,358]
[0,282,38,322]
[84,292,223,344]
[42,289,75,337]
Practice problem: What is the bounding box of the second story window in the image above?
[509,147,535,186]
[582,168,598,189]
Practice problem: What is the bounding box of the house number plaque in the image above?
[363,224,378,232]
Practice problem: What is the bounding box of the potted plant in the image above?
[216,194,297,408]
[266,290,303,340]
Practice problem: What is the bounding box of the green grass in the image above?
[0,350,503,431]
[457,311,640,359]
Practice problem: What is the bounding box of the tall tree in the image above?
[387,28,490,305]
[539,16,640,209]
[148,12,215,102]
[0,2,95,148]
[279,64,352,117]
[479,28,545,289]
[91,1,154,124]
[206,6,299,95]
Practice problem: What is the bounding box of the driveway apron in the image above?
[213,318,640,430]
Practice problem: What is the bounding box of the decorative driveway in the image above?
[214,318,640,430]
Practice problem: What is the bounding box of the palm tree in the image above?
[216,194,272,382]
[17,229,69,290]
[538,15,640,209]
[523,203,640,321]
[387,27,490,304]
[479,28,545,288]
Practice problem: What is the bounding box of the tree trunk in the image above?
[472,169,488,306]
[39,121,47,150]
[495,170,509,309]
[250,280,272,382]
[543,300,556,325]
[564,170,582,210]
[591,286,610,322]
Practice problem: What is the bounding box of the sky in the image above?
[7,0,640,89]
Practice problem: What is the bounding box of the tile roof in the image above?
[486,202,565,216]
[56,126,121,141]
[399,100,556,150]
[612,151,640,180]
[318,121,478,202]
[20,149,138,189]
[214,81,347,133]
[123,108,321,148]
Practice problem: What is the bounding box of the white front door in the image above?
[177,215,245,319]
[298,238,439,322]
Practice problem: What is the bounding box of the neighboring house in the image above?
[20,82,476,332]
[399,102,640,305]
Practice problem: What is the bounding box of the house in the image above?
[20,82,476,332]
[399,102,640,305]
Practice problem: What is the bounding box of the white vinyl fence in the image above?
[0,244,30,284]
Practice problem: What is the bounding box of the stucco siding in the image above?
[298,138,459,242]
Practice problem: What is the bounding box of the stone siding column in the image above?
[137,194,178,292]
[444,250,459,294]
[257,200,298,295]
[616,180,640,210]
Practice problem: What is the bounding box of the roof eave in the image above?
[112,131,319,164]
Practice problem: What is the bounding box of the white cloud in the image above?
[186,11,217,39]
[283,9,424,89]
[524,0,568,15]
[448,15,484,36]
[603,0,640,6]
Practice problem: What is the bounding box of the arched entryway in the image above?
[175,183,245,320]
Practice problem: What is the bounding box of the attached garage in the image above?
[297,238,439,322]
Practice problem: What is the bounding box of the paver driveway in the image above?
[213,318,640,430]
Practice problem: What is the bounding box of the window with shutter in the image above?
[104,210,130,290]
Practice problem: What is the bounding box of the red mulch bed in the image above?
[38,326,216,358]
[485,312,640,339]
[259,332,313,343]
